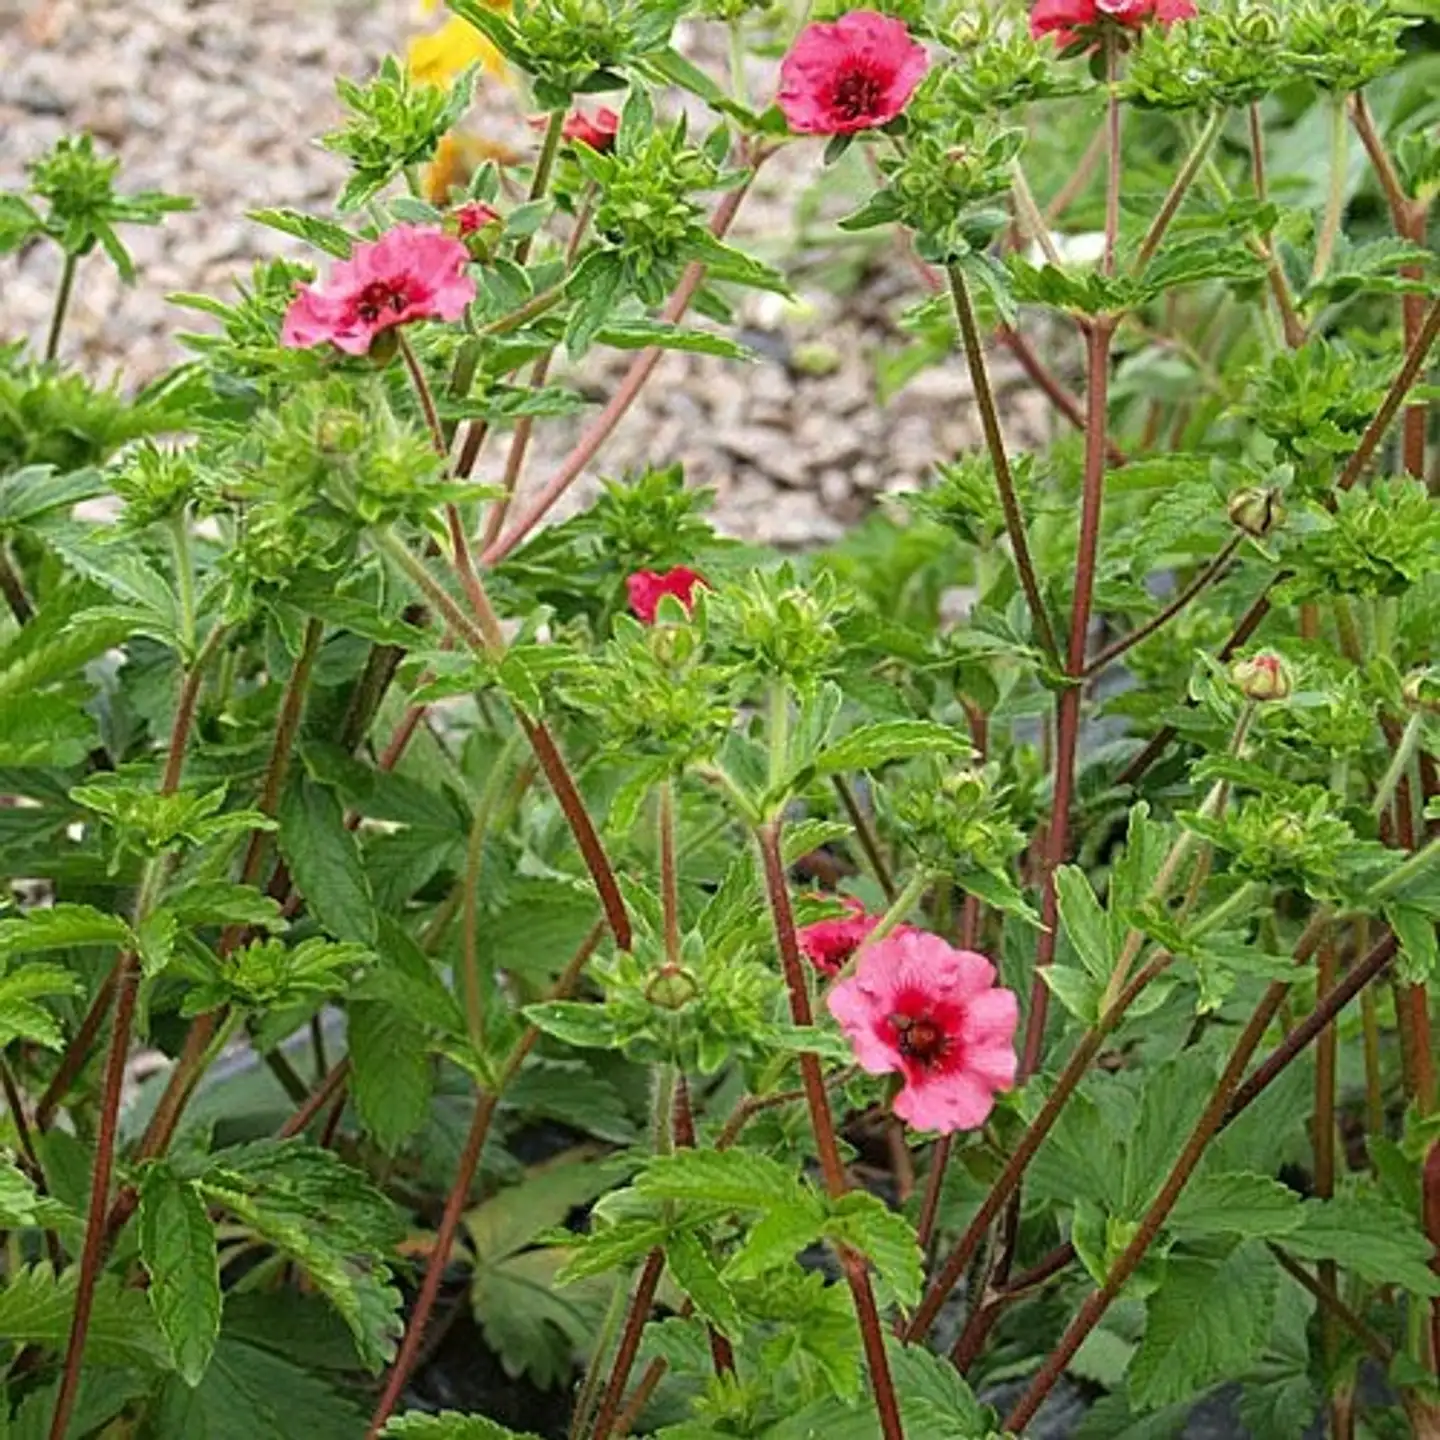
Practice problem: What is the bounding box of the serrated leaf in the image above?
[726,1199,827,1281]
[1284,1192,1440,1295]
[0,963,85,1048]
[383,1414,546,1438]
[666,1230,741,1336]
[162,882,286,934]
[1129,1242,1278,1409]
[140,1166,222,1386]
[1039,962,1102,1025]
[812,721,970,778]
[277,776,377,945]
[595,321,753,359]
[824,1192,923,1308]
[150,1331,365,1438]
[522,1000,624,1049]
[348,1001,433,1153]
[885,1341,992,1437]
[0,1264,171,1369]
[467,1158,632,1265]
[198,1142,404,1372]
[0,903,132,957]
[1168,1172,1303,1240]
[9,1366,152,1440]
[246,208,353,257]
[1055,865,1113,982]
[637,1149,808,1211]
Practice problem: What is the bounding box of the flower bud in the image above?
[645,963,699,1011]
[1231,651,1292,702]
[1228,486,1285,539]
[1403,667,1440,715]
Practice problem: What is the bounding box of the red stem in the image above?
[589,1251,667,1440]
[278,1057,352,1139]
[1020,316,1114,1077]
[757,823,904,1440]
[366,922,601,1436]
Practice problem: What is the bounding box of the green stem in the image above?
[1368,832,1440,902]
[825,869,930,988]
[659,778,681,969]
[728,19,749,107]
[767,681,790,801]
[1312,92,1349,284]
[1134,108,1226,273]
[516,110,566,268]
[1374,711,1424,821]
[831,776,895,902]
[1010,160,1063,269]
[169,508,197,659]
[569,1274,632,1440]
[44,253,78,364]
[1103,35,1122,276]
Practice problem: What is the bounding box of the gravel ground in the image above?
[0,0,1062,546]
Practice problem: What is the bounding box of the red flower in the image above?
[1030,0,1196,49]
[777,10,929,137]
[799,897,881,976]
[560,106,621,152]
[454,201,501,237]
[828,930,1018,1133]
[625,567,706,624]
[280,224,475,357]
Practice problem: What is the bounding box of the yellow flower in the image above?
[407,15,510,88]
[422,132,527,204]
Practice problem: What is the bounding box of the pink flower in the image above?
[280,224,476,357]
[778,10,929,137]
[626,567,706,624]
[828,930,1018,1133]
[533,106,623,153]
[454,201,501,237]
[1030,0,1196,49]
[799,897,881,976]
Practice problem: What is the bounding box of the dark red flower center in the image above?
[830,66,887,122]
[890,1012,949,1067]
[355,280,411,324]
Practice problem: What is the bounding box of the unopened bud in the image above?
[1232,651,1292,702]
[942,768,988,810]
[1228,487,1285,539]
[645,963,698,1011]
[1235,9,1281,44]
[1403,668,1440,714]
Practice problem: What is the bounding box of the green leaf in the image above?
[467,1158,632,1265]
[1039,962,1102,1025]
[0,903,132,957]
[595,321,753,359]
[150,1332,365,1438]
[1168,1172,1304,1241]
[1386,901,1436,982]
[8,1367,152,1440]
[667,1230,741,1336]
[1129,1242,1278,1409]
[636,1149,808,1211]
[1284,1192,1440,1295]
[140,1165,223,1386]
[726,1198,827,1281]
[198,1142,404,1372]
[824,1193,923,1308]
[0,1264,171,1369]
[162,882,286,934]
[348,1000,433,1153]
[383,1416,546,1439]
[1055,865,1114,983]
[812,721,970,778]
[0,963,84,1049]
[522,1000,624,1049]
[136,907,180,980]
[246,208,353,257]
[886,1341,992,1437]
[277,776,377,945]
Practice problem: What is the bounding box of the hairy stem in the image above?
[1085,533,1243,676]
[1312,92,1350,284]
[1134,108,1225,272]
[945,265,1061,668]
[43,253,78,364]
[398,331,447,456]
[832,775,895,902]
[757,822,904,1440]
